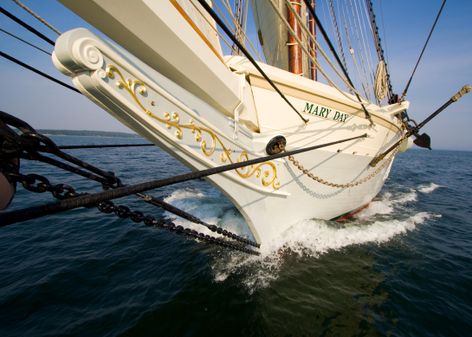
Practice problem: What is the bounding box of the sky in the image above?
[1,0,471,150]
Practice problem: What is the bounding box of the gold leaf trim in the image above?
[105,65,280,189]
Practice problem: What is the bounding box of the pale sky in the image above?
[1,0,471,150]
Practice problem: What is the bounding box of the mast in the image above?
[308,0,317,80]
[287,0,303,74]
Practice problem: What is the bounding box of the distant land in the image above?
[38,129,142,138]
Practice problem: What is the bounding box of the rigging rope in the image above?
[0,112,259,253]
[232,0,246,53]
[339,3,370,100]
[401,0,447,100]
[378,0,389,67]
[0,27,51,55]
[328,0,348,74]
[344,0,373,100]
[57,143,154,150]
[197,0,308,124]
[352,0,376,97]
[188,1,236,54]
[5,171,260,254]
[0,131,368,224]
[301,0,374,124]
[365,0,393,102]
[271,0,378,109]
[370,85,470,166]
[0,50,80,94]
[11,0,61,35]
[137,193,259,248]
[280,0,361,97]
[0,6,55,46]
[216,0,265,61]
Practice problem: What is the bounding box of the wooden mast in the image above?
[308,0,317,80]
[287,0,303,74]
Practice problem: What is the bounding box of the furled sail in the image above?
[249,0,310,77]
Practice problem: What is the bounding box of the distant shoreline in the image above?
[38,129,141,138]
[36,129,470,152]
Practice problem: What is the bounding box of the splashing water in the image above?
[418,182,442,194]
[163,183,441,291]
[163,188,253,239]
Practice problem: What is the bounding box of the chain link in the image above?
[95,199,259,255]
[8,172,83,198]
[6,172,259,255]
[288,147,398,188]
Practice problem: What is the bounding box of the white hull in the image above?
[53,1,409,245]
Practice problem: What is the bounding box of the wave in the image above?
[163,184,441,290]
[418,183,442,194]
[211,211,439,291]
[262,212,436,257]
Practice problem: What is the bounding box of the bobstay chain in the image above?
[0,111,259,255]
[0,111,367,254]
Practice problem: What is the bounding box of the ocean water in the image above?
[0,135,471,337]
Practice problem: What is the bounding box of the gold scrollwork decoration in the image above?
[105,65,280,189]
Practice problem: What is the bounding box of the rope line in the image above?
[0,27,51,55]
[340,5,370,100]
[0,112,259,253]
[355,0,375,87]
[345,0,373,100]
[365,0,393,102]
[0,133,368,224]
[276,0,364,102]
[328,0,348,73]
[0,6,55,45]
[57,143,154,150]
[401,0,446,100]
[0,50,80,94]
[197,0,308,124]
[11,0,61,35]
[301,0,373,124]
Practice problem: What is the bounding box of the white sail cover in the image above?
[250,0,310,76]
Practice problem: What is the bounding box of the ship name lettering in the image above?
[303,102,348,123]
[333,111,348,123]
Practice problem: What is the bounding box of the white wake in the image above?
[162,183,441,290]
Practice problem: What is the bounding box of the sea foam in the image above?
[163,184,441,290]
[418,182,442,194]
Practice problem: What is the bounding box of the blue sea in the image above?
[0,134,471,337]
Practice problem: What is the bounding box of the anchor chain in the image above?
[7,172,82,199]
[0,111,259,254]
[6,171,259,249]
[287,147,398,188]
[137,194,259,248]
[4,171,259,255]
[94,200,259,256]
